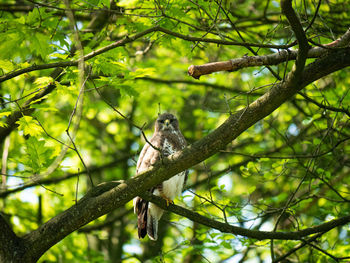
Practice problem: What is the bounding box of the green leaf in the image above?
[221,241,232,249]
[118,0,139,7]
[0,111,11,128]
[17,16,26,25]
[0,59,14,72]
[129,68,156,78]
[23,137,53,174]
[0,32,24,59]
[0,111,12,118]
[223,234,235,240]
[118,84,138,97]
[34,76,54,88]
[31,33,51,59]
[313,138,321,145]
[248,185,256,194]
[16,116,42,137]
[99,0,110,8]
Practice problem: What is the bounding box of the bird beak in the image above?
[164,119,170,126]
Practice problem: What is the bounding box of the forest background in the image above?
[0,0,350,262]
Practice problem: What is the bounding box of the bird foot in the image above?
[160,194,174,206]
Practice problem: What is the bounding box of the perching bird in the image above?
[133,113,188,241]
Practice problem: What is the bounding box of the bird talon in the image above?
[166,199,174,206]
[160,194,173,206]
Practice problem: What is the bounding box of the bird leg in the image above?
[160,193,174,206]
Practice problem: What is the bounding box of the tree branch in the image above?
[0,158,130,198]
[281,0,309,78]
[298,92,350,117]
[187,27,350,80]
[78,208,133,233]
[187,41,350,79]
[157,26,294,49]
[0,26,160,83]
[272,232,325,263]
[141,193,350,240]
[137,76,240,93]
[0,213,24,261]
[189,41,347,79]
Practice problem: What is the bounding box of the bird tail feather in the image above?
[136,198,148,239]
[147,213,158,241]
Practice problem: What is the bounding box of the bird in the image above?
[133,113,188,241]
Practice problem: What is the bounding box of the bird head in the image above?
[155,113,179,132]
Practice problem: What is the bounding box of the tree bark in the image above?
[0,214,26,262]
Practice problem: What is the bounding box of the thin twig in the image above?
[272,232,325,262]
[1,88,45,106]
[0,173,29,179]
[92,81,162,153]
[217,0,281,80]
[221,136,350,159]
[298,92,350,117]
[64,0,93,187]
[34,117,75,150]
[75,168,80,205]
[305,0,322,32]
[37,182,63,196]
[302,238,342,262]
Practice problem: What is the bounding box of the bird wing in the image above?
[134,134,163,239]
[136,135,162,175]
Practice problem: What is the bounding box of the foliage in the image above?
[0,0,349,262]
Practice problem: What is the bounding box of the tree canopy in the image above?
[0,0,349,262]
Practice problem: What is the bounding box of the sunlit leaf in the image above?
[16,116,42,136]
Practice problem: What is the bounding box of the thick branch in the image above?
[0,214,24,261]
[188,27,349,80]
[187,41,350,79]
[188,48,322,79]
[324,27,350,48]
[141,193,350,240]
[16,47,350,262]
[281,0,309,79]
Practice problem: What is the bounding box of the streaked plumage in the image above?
[133,113,187,240]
